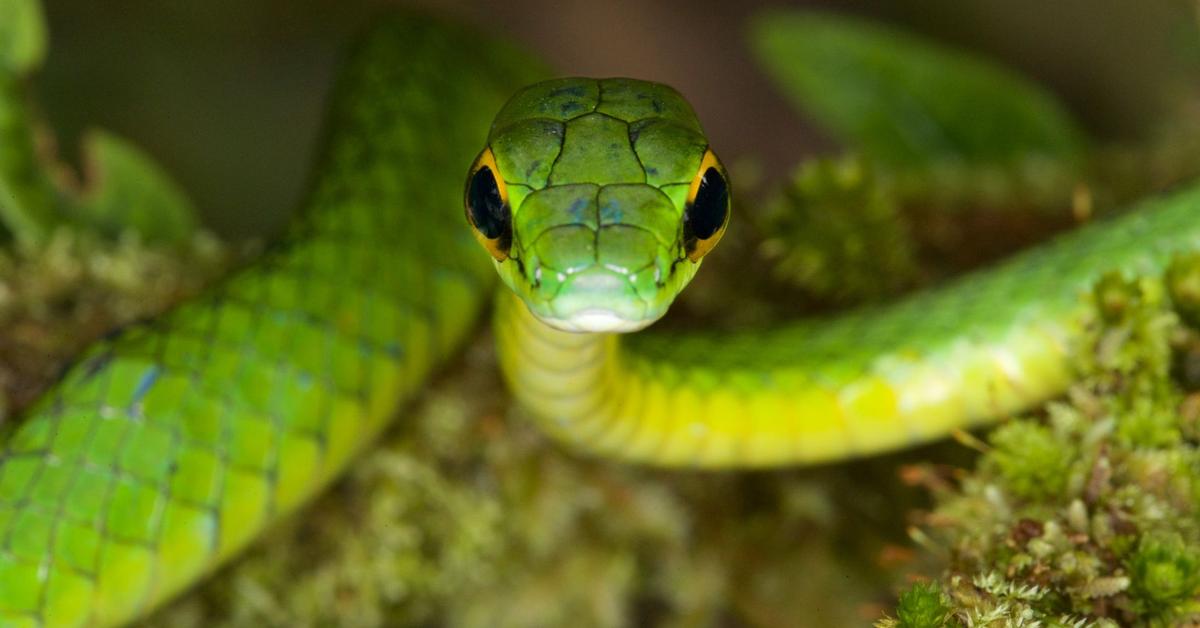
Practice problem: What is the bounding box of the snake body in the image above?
[2,12,1200,628]
[0,18,542,627]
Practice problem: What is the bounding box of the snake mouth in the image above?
[538,308,655,333]
[532,266,664,333]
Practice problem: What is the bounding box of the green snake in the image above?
[2,13,1200,628]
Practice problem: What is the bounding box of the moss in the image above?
[754,155,918,303]
[985,422,1075,501]
[885,582,958,628]
[1128,533,1200,619]
[1167,252,1200,329]
[1094,271,1139,323]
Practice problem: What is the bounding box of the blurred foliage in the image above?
[749,10,1086,171]
[0,67,58,242]
[71,130,199,245]
[744,8,1096,307]
[748,5,1200,307]
[0,0,45,74]
[0,0,230,420]
[0,0,203,246]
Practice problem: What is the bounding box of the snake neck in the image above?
[495,290,618,426]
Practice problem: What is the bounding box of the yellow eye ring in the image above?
[464,147,512,261]
[683,149,730,262]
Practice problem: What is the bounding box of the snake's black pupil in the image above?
[685,167,729,241]
[467,166,509,239]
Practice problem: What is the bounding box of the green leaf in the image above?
[0,0,47,75]
[749,10,1086,169]
[73,130,199,245]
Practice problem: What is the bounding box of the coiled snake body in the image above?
[1,14,1199,628]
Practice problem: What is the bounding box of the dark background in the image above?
[36,0,1200,236]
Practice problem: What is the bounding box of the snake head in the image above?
[465,77,730,333]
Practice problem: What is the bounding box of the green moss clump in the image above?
[1167,252,1200,329]
[1094,271,1139,323]
[984,422,1074,501]
[1128,533,1200,619]
[878,582,958,628]
[754,156,918,303]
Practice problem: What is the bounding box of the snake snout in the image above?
[537,266,656,333]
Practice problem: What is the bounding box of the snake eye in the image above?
[465,148,512,261]
[683,149,730,262]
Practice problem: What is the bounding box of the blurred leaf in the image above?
[0,0,200,247]
[0,0,60,245]
[0,0,47,75]
[0,77,59,243]
[749,10,1087,169]
[74,130,198,245]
